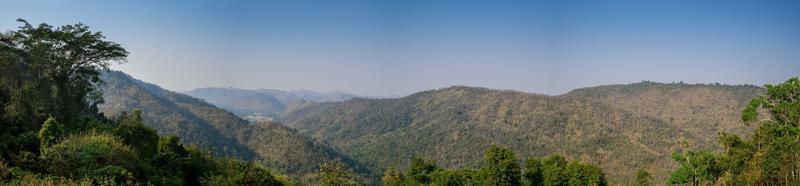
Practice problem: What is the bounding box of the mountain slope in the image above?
[98,71,371,181]
[564,82,763,148]
[283,84,763,184]
[185,87,355,121]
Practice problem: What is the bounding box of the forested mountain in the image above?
[99,71,372,182]
[5,17,794,186]
[0,19,302,185]
[564,82,764,148]
[282,83,764,184]
[185,87,356,121]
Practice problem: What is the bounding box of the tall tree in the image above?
[407,157,442,184]
[0,18,127,128]
[112,110,158,158]
[564,161,606,186]
[523,157,543,186]
[667,77,800,185]
[541,154,568,186]
[739,77,800,184]
[480,145,521,186]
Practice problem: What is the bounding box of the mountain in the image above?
[97,71,372,182]
[282,83,764,184]
[184,87,356,122]
[563,81,764,147]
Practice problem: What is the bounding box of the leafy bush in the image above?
[40,132,139,184]
[38,117,65,148]
[203,158,282,186]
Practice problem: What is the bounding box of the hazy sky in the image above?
[2,0,799,96]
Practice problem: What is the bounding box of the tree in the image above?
[738,77,800,184]
[158,135,188,158]
[113,110,158,158]
[382,167,406,186]
[666,77,800,185]
[431,169,479,186]
[480,145,521,186]
[319,161,357,186]
[564,161,606,186]
[1,18,127,125]
[37,116,65,149]
[407,157,442,184]
[634,169,653,186]
[668,150,721,185]
[541,154,567,186]
[523,157,543,186]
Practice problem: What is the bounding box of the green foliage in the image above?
[37,116,65,149]
[393,147,607,186]
[406,157,442,184]
[382,167,405,186]
[431,169,479,186]
[40,132,138,184]
[0,18,127,130]
[203,158,283,186]
[480,145,521,186]
[667,150,721,185]
[0,20,292,186]
[112,110,158,158]
[523,158,543,186]
[666,77,800,185]
[0,174,95,186]
[564,161,606,186]
[157,135,188,158]
[634,169,653,186]
[541,154,568,186]
[318,161,357,186]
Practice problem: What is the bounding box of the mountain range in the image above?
[184,87,356,122]
[99,71,764,184]
[97,71,372,184]
[280,83,763,184]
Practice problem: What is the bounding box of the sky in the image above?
[2,0,799,96]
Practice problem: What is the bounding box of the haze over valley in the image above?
[2,0,800,185]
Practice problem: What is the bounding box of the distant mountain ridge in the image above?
[282,83,764,184]
[96,71,766,184]
[185,87,357,122]
[97,71,373,182]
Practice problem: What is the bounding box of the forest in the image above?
[1,20,799,185]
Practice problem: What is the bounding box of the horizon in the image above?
[3,0,800,96]
[176,77,763,98]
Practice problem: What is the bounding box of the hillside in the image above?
[185,87,355,121]
[564,81,764,148]
[282,84,764,184]
[98,71,371,181]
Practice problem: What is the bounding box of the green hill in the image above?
[98,71,372,182]
[282,84,764,184]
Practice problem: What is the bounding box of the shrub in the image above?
[40,132,139,184]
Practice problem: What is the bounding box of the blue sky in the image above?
[2,0,799,96]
